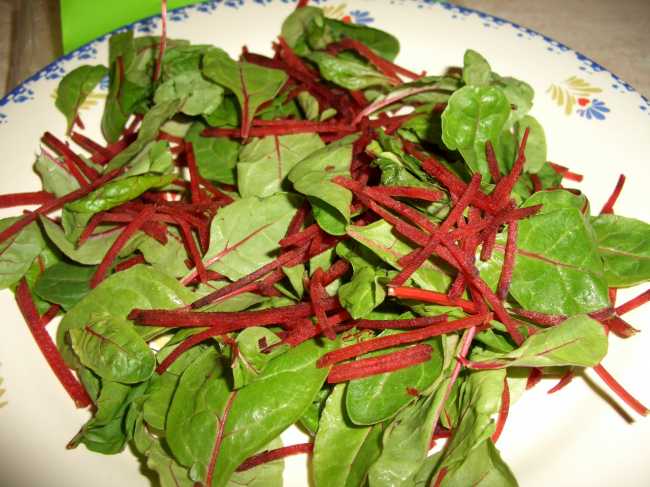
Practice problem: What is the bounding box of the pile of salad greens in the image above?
[2,2,649,486]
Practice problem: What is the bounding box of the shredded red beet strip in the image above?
[280,224,321,247]
[496,220,518,300]
[526,368,543,389]
[177,220,209,284]
[442,174,482,231]
[479,226,498,262]
[599,174,626,214]
[0,191,55,208]
[309,268,335,340]
[615,289,650,316]
[318,313,488,367]
[130,297,339,328]
[593,364,649,416]
[190,245,309,309]
[490,128,530,208]
[185,143,203,204]
[15,279,91,407]
[115,254,146,272]
[548,369,574,394]
[321,259,351,286]
[237,443,313,472]
[327,344,432,383]
[70,131,113,163]
[548,162,584,182]
[284,203,309,238]
[485,141,501,183]
[356,314,448,330]
[41,133,90,186]
[388,286,478,313]
[510,307,565,326]
[0,168,123,246]
[40,304,61,327]
[391,235,441,286]
[156,327,224,374]
[90,206,155,288]
[42,131,100,183]
[353,88,443,125]
[433,468,449,487]
[608,287,618,306]
[370,186,443,202]
[491,376,510,443]
[530,173,543,192]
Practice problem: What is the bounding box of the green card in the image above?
[60,0,206,53]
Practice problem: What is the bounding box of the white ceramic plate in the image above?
[1,1,649,486]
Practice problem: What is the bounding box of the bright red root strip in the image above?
[40,304,61,327]
[510,308,565,326]
[153,0,167,82]
[547,370,574,394]
[526,368,543,390]
[491,376,510,443]
[185,143,203,204]
[15,279,91,407]
[318,313,489,367]
[593,364,649,416]
[156,326,223,374]
[42,131,100,183]
[388,286,478,314]
[433,468,449,487]
[496,220,518,300]
[280,224,320,247]
[310,268,335,340]
[321,259,351,286]
[609,287,618,306]
[237,443,313,472]
[130,297,339,328]
[178,220,209,284]
[600,174,626,214]
[548,162,584,182]
[115,254,146,272]
[0,191,55,208]
[440,174,481,231]
[333,38,402,84]
[371,186,443,202]
[479,227,498,262]
[490,128,529,209]
[198,178,234,204]
[390,236,439,287]
[284,203,309,237]
[0,168,124,246]
[530,173,543,192]
[190,246,308,309]
[356,314,448,329]
[602,315,639,338]
[485,141,501,183]
[326,344,432,383]
[615,289,650,316]
[70,131,113,163]
[90,206,155,288]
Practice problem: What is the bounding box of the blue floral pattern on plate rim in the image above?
[0,0,648,124]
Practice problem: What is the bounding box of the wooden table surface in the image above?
[1,0,649,97]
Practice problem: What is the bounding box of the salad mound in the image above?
[1,2,649,486]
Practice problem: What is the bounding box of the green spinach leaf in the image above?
[55,64,108,133]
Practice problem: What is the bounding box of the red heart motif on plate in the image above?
[577,97,590,107]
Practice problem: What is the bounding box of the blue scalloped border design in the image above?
[0,0,646,124]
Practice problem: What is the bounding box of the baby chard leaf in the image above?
[55,64,108,133]
[34,261,95,310]
[590,214,650,287]
[69,314,156,383]
[0,217,46,289]
[313,384,384,487]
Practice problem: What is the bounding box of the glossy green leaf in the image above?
[516,115,547,173]
[34,153,81,197]
[325,18,400,61]
[231,327,285,389]
[307,52,392,90]
[0,218,46,289]
[346,335,443,425]
[55,64,108,133]
[441,85,510,179]
[297,91,320,120]
[238,133,324,198]
[227,437,285,487]
[33,261,95,310]
[154,70,224,116]
[313,384,383,487]
[523,188,589,215]
[203,193,302,281]
[203,48,288,136]
[289,135,355,235]
[66,173,174,214]
[591,214,650,287]
[185,122,240,184]
[463,49,491,86]
[492,73,534,128]
[137,230,190,279]
[338,267,387,320]
[58,265,194,365]
[69,314,156,383]
[472,315,607,368]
